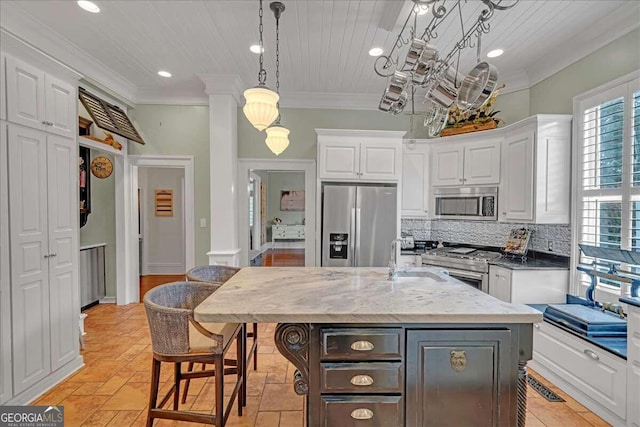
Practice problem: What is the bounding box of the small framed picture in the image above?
[280,190,304,211]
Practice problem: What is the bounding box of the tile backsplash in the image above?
[401,218,571,257]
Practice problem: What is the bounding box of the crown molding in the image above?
[198,74,245,104]
[524,2,640,88]
[496,70,531,95]
[0,4,138,106]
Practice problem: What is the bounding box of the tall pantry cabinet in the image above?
[1,46,82,404]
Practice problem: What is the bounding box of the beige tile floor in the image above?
[31,303,611,426]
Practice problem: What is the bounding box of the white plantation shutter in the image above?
[575,75,640,296]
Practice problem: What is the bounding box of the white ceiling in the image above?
[1,0,638,108]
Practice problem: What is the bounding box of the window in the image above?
[574,72,640,297]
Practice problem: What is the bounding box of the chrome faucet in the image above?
[389,238,403,281]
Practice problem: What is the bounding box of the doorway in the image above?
[238,159,316,267]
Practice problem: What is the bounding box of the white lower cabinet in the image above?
[627,304,640,427]
[488,265,567,304]
[532,321,627,426]
[6,123,80,399]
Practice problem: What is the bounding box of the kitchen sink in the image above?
[394,267,447,282]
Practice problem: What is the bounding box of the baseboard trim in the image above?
[146,262,185,275]
[6,356,84,405]
[99,296,116,304]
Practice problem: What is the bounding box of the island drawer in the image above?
[320,362,402,393]
[320,328,402,360]
[321,395,403,427]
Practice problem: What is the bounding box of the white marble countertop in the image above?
[194,267,542,324]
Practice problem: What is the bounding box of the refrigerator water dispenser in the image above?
[329,233,349,259]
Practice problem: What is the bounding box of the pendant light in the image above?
[265,1,290,156]
[243,0,279,131]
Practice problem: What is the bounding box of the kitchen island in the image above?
[195,267,542,427]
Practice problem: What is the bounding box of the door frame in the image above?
[127,155,195,302]
[238,159,316,266]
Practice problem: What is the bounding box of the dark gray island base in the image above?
[275,322,532,427]
[194,267,541,427]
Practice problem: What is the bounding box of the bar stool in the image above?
[143,282,245,427]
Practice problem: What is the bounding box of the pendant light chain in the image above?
[275,11,280,95]
[258,0,266,85]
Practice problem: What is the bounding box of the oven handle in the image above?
[444,268,485,281]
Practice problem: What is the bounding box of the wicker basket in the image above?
[440,120,498,137]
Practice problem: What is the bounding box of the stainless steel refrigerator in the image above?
[321,183,397,267]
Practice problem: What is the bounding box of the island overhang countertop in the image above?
[194,267,542,324]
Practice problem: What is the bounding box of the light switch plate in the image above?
[200,218,206,228]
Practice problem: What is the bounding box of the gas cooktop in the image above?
[421,247,502,273]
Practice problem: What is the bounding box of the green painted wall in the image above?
[493,88,530,127]
[238,107,414,159]
[129,105,210,267]
[79,151,116,297]
[530,28,640,115]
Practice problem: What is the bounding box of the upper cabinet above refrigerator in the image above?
[316,129,405,182]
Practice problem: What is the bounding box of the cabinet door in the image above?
[47,135,78,370]
[6,56,46,131]
[463,138,501,185]
[318,142,360,180]
[8,125,51,394]
[431,145,463,186]
[406,329,513,427]
[627,308,640,427]
[0,123,12,404]
[360,141,400,181]
[0,53,6,121]
[45,75,76,138]
[500,129,534,221]
[488,266,512,302]
[401,143,429,217]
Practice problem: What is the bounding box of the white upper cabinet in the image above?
[1,53,6,121]
[6,55,76,137]
[401,141,430,217]
[431,137,501,186]
[317,129,404,182]
[499,115,571,223]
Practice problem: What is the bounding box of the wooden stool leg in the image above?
[215,355,224,427]
[147,358,161,427]
[181,361,195,404]
[253,322,258,371]
[173,362,181,410]
[236,328,244,416]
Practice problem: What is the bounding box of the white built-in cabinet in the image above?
[0,52,6,121]
[401,141,430,217]
[488,265,567,304]
[317,129,404,182]
[499,115,571,223]
[6,56,75,138]
[431,138,501,186]
[1,50,81,404]
[627,303,640,427]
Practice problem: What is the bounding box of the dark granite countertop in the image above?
[489,257,570,270]
[620,296,640,308]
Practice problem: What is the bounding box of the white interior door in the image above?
[46,135,78,370]
[8,125,51,394]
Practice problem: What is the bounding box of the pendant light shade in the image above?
[243,86,280,131]
[265,124,290,155]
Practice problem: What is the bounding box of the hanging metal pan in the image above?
[456,62,498,112]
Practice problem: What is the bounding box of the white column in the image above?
[200,75,245,266]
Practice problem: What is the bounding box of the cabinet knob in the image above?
[459,178,463,182]
[350,374,374,386]
[350,408,374,420]
[534,323,540,329]
[502,212,507,215]
[350,340,374,351]
[44,254,50,259]
[41,121,47,125]
[50,253,57,257]
[583,349,599,361]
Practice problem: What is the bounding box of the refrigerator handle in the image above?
[355,208,361,266]
[350,208,356,267]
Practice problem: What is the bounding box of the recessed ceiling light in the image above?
[250,44,264,54]
[369,47,384,57]
[414,4,429,15]
[77,1,100,13]
[487,49,504,58]
[157,70,172,78]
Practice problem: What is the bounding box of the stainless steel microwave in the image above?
[433,186,497,220]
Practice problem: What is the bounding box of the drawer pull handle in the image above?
[584,349,599,361]
[350,408,374,420]
[534,324,540,329]
[350,340,374,351]
[350,374,374,386]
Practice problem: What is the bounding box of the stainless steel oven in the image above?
[434,186,497,220]
[421,247,501,293]
[442,268,488,293]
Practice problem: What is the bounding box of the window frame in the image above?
[571,70,640,300]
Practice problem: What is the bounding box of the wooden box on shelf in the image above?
[440,120,498,137]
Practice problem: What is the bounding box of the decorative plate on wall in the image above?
[90,156,113,179]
